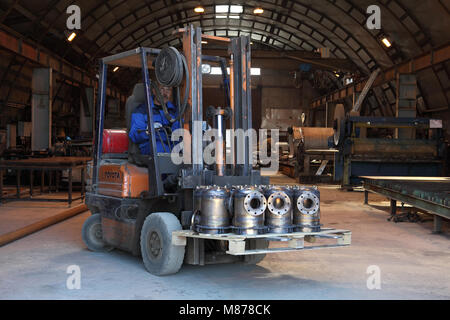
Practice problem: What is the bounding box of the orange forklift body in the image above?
[98,162,149,198]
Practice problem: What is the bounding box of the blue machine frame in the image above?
[333,116,446,187]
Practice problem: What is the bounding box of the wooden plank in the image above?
[172,233,187,246]
[288,238,304,249]
[172,228,351,241]
[228,240,246,255]
[226,244,350,255]
[337,232,352,245]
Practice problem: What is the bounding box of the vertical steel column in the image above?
[81,167,85,200]
[182,26,204,176]
[191,27,204,175]
[182,28,193,169]
[244,37,253,176]
[16,169,20,198]
[141,49,164,196]
[92,62,107,192]
[31,68,52,151]
[80,87,94,135]
[231,36,252,176]
[29,170,33,197]
[390,199,397,216]
[228,57,236,175]
[395,73,417,139]
[433,215,442,233]
[213,110,226,176]
[0,169,3,202]
[68,168,72,206]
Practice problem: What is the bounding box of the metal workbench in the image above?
[0,157,91,206]
[361,176,450,232]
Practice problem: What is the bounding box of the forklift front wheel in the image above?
[81,213,114,252]
[140,212,185,276]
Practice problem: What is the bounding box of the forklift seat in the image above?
[126,83,147,165]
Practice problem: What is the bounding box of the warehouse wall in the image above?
[202,68,306,131]
[0,49,124,145]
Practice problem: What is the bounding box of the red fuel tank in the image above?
[102,129,129,154]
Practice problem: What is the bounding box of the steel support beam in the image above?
[80,87,94,135]
[0,28,125,103]
[231,36,253,176]
[311,43,450,108]
[31,68,52,151]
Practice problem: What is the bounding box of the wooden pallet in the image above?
[172,228,351,256]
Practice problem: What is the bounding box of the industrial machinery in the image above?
[82,26,351,276]
[284,126,336,182]
[332,104,447,188]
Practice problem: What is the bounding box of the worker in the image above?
[129,83,181,155]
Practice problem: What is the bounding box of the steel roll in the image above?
[292,127,334,150]
[293,186,321,232]
[232,186,267,235]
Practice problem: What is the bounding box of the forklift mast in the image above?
[91,25,268,201]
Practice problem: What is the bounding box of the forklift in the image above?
[82,25,351,276]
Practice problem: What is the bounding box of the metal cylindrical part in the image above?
[215,113,225,176]
[293,186,320,232]
[263,186,294,233]
[195,186,231,234]
[292,127,334,150]
[193,186,204,212]
[232,186,267,235]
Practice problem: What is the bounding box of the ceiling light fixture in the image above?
[215,5,229,13]
[253,8,264,14]
[229,5,243,13]
[194,6,205,13]
[67,32,77,42]
[381,37,392,48]
[113,66,119,72]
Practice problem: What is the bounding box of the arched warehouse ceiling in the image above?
[0,0,449,115]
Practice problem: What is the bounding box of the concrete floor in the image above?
[0,174,449,300]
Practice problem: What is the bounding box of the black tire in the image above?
[244,239,269,264]
[140,212,185,276]
[81,213,114,252]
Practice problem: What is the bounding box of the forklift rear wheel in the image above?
[244,239,269,264]
[140,212,185,276]
[82,213,114,252]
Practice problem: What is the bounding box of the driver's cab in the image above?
[94,47,186,199]
[125,82,147,166]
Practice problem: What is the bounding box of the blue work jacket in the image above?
[129,100,181,154]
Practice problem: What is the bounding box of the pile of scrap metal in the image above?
[281,126,336,182]
[332,104,447,189]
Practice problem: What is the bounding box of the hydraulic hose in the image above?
[154,47,190,124]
